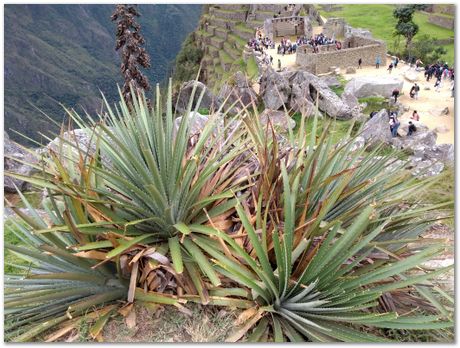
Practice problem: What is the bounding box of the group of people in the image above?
[388,111,418,138]
[297,33,342,53]
[248,37,275,53]
[277,37,298,55]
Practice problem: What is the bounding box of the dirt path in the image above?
[260,45,454,145]
[341,63,454,145]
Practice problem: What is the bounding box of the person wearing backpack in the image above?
[407,121,417,136]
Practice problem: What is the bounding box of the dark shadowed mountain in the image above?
[4,4,202,146]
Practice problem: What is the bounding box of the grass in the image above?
[219,50,233,64]
[329,75,347,97]
[228,33,247,48]
[246,56,258,80]
[102,303,239,342]
[320,5,454,65]
[358,96,390,115]
[234,23,254,34]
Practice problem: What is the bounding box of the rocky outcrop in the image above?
[218,71,258,112]
[403,68,420,82]
[4,132,38,193]
[344,76,404,98]
[361,109,392,146]
[259,68,291,110]
[274,70,353,119]
[174,80,220,114]
[259,109,296,131]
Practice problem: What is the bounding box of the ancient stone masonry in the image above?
[428,14,454,30]
[296,18,386,74]
[264,16,313,41]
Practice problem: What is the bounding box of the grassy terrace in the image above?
[228,33,248,48]
[219,50,233,64]
[235,23,254,34]
[320,4,454,64]
[196,29,213,38]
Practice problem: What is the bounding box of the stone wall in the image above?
[432,4,455,16]
[428,14,454,29]
[323,18,347,38]
[296,40,387,74]
[264,16,312,40]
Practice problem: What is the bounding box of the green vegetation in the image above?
[5,4,203,146]
[329,75,347,97]
[5,84,453,342]
[246,56,258,80]
[358,96,390,115]
[320,4,454,64]
[235,22,254,34]
[173,33,204,88]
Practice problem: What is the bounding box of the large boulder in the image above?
[361,109,392,146]
[173,80,220,114]
[259,109,296,131]
[4,132,38,193]
[173,112,210,137]
[289,71,353,120]
[218,71,258,112]
[403,68,420,82]
[259,69,291,110]
[344,76,404,98]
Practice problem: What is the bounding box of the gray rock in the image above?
[344,76,404,98]
[346,66,356,74]
[403,69,420,82]
[173,112,210,137]
[4,132,39,193]
[319,76,341,88]
[361,109,392,146]
[218,71,258,112]
[429,106,450,117]
[259,69,291,110]
[259,109,296,131]
[403,106,410,112]
[174,80,220,114]
[341,91,359,109]
[410,159,444,177]
[289,71,353,120]
[350,136,365,152]
[424,86,431,90]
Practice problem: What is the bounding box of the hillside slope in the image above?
[4,4,202,146]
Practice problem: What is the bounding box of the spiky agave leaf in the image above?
[4,193,127,342]
[185,164,452,342]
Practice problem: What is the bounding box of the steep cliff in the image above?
[5,4,202,145]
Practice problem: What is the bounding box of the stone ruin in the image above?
[295,17,387,74]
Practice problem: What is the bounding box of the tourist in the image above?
[369,111,378,118]
[358,58,362,69]
[389,114,400,137]
[270,55,273,65]
[451,81,454,98]
[407,121,417,136]
[391,88,400,103]
[375,56,381,69]
[387,62,393,74]
[393,56,399,68]
[278,59,281,71]
[409,83,420,99]
[415,59,423,70]
[411,110,420,121]
[434,77,442,92]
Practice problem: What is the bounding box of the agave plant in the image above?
[185,166,452,342]
[4,191,126,342]
[182,111,453,342]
